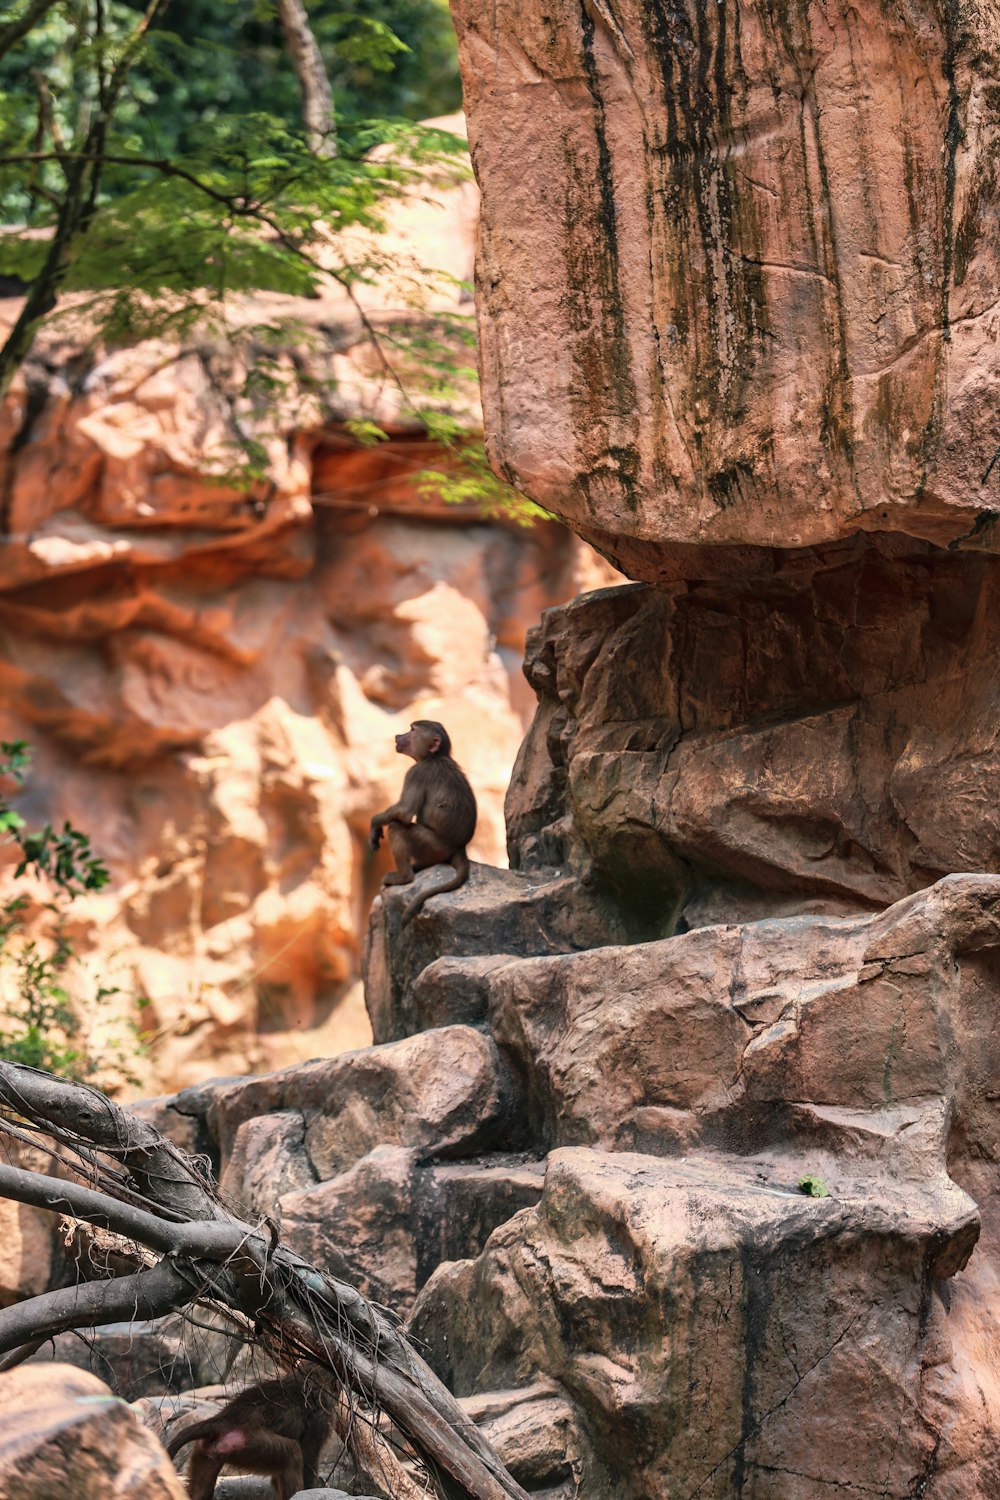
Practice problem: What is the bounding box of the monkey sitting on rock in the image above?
[369,720,477,927]
[166,1371,334,1500]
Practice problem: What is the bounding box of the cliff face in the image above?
[0,128,616,1095]
[11,19,1000,1500]
[452,0,1000,567]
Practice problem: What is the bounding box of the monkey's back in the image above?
[168,1374,322,1456]
[415,755,477,846]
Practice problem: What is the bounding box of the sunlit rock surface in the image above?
[0,1363,186,1500]
[0,117,617,1095]
[453,0,1000,567]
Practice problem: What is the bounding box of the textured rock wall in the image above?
[453,0,1000,567]
[0,334,612,1095]
[12,17,1000,1500]
[0,117,618,1096]
[506,542,1000,932]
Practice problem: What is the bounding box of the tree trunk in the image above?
[277,0,337,157]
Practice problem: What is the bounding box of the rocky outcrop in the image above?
[0,117,618,1096]
[0,1363,187,1499]
[505,549,1000,932]
[93,867,1000,1496]
[453,0,1000,568]
[11,14,1000,1500]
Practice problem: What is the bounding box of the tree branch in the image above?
[0,1257,193,1357]
[0,1161,257,1262]
[0,1061,531,1500]
[276,0,336,158]
[0,0,170,400]
[0,0,61,63]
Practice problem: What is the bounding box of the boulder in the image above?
[0,1363,187,1499]
[507,558,1000,930]
[411,1147,977,1498]
[453,0,1000,566]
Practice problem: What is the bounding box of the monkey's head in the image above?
[395,720,451,760]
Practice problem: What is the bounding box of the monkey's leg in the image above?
[382,821,416,885]
[186,1443,224,1500]
[384,821,451,886]
[267,1435,305,1500]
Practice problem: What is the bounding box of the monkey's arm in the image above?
[369,771,424,850]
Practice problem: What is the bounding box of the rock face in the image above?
[116,868,1000,1497]
[0,118,617,1096]
[453,0,1000,566]
[0,1363,187,1499]
[11,19,1000,1500]
[506,548,1000,932]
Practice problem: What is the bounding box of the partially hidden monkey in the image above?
[166,1372,334,1500]
[369,719,477,926]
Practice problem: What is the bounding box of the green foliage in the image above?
[418,436,550,527]
[798,1174,831,1199]
[0,0,538,526]
[0,740,143,1088]
[0,0,464,344]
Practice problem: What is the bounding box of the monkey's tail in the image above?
[166,1416,223,1459]
[400,848,469,928]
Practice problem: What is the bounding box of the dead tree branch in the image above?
[0,1062,529,1500]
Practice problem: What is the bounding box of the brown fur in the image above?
[166,1373,333,1500]
[370,719,477,926]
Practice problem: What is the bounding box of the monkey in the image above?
[166,1371,334,1500]
[369,719,477,927]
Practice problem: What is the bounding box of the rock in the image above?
[290,1492,381,1499]
[0,1363,187,1499]
[0,114,619,1100]
[411,1147,978,1498]
[206,1023,518,1179]
[461,1381,581,1493]
[454,0,1000,566]
[363,863,635,1044]
[0,1143,54,1308]
[280,1145,421,1307]
[27,1319,195,1401]
[219,1110,316,1221]
[507,557,1000,930]
[480,876,1000,1157]
[400,876,1000,1494]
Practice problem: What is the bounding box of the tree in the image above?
[0,0,465,395]
[0,1061,529,1500]
[0,740,145,1088]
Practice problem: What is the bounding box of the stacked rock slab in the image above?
[373,0,1000,1495]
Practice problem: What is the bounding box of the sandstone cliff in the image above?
[0,119,616,1095]
[8,10,1000,1500]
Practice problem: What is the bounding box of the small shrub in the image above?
[0,741,146,1089]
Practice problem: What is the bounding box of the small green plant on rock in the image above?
[0,740,145,1090]
[798,1173,831,1199]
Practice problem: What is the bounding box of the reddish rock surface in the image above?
[505,546,1000,930]
[0,120,617,1097]
[0,1363,186,1499]
[453,0,1000,567]
[8,18,1000,1500]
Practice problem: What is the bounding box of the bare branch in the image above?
[0,1257,193,1357]
[0,1062,532,1500]
[0,1162,255,1261]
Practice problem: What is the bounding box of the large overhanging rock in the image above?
[452,0,1000,569]
[506,554,1000,930]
